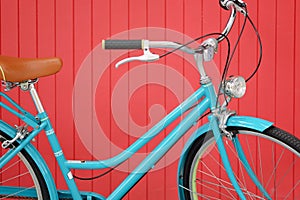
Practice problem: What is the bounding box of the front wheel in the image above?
[181,126,300,200]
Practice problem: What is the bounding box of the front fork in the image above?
[195,39,271,199]
[209,114,271,199]
[209,114,247,199]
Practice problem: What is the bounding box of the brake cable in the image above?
[217,6,248,107]
[245,12,263,82]
[159,32,231,59]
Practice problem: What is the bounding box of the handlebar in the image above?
[102,40,196,54]
[102,1,247,68]
[103,4,243,51]
[217,6,237,42]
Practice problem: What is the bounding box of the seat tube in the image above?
[39,114,83,200]
[29,84,45,113]
[30,84,82,199]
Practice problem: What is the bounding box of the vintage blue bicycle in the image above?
[0,0,299,199]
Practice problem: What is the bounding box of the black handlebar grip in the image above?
[102,40,143,49]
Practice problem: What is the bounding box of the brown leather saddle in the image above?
[0,56,62,82]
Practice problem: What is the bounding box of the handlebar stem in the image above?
[194,53,211,84]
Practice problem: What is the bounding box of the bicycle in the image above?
[0,0,299,199]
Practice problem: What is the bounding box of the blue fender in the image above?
[177,116,273,199]
[0,120,58,200]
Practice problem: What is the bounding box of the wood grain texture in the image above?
[0,0,299,199]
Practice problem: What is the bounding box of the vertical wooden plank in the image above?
[18,0,37,114]
[92,0,111,197]
[110,0,129,198]
[35,0,58,189]
[238,2,258,113]
[184,0,202,39]
[276,0,295,198]
[183,0,205,198]
[73,0,93,192]
[147,1,166,199]
[55,0,74,190]
[0,0,19,58]
[236,0,258,197]
[128,0,147,199]
[183,0,204,102]
[165,0,184,199]
[18,0,36,57]
[183,0,203,88]
[18,0,38,188]
[0,0,19,189]
[0,0,19,124]
[202,1,227,198]
[257,0,277,196]
[276,0,294,132]
[257,0,276,121]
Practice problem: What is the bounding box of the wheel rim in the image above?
[0,135,43,199]
[188,130,300,200]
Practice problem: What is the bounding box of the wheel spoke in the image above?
[0,158,22,175]
[275,158,297,188]
[197,169,238,187]
[246,136,256,169]
[0,186,35,199]
[200,160,236,199]
[208,145,247,189]
[198,178,265,200]
[0,171,30,184]
[0,132,47,199]
[196,171,262,199]
[195,179,236,199]
[283,180,300,200]
[265,148,285,189]
[178,184,211,200]
[257,137,264,185]
[226,140,248,188]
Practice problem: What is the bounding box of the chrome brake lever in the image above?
[115,40,159,68]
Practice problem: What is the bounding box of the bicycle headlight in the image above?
[224,76,246,98]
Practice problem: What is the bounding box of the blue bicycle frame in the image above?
[0,76,273,199]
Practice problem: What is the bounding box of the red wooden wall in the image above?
[0,0,299,199]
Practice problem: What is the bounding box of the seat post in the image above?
[29,84,45,113]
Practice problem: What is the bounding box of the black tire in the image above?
[181,126,300,200]
[0,130,50,199]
